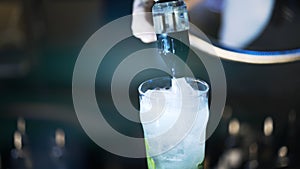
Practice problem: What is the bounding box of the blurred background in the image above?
[0,0,299,169]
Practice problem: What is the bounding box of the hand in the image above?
[131,0,157,43]
[131,0,203,43]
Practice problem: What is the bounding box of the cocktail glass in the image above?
[138,77,209,169]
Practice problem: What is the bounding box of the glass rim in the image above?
[138,76,209,98]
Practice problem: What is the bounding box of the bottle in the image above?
[152,0,190,78]
[10,118,33,169]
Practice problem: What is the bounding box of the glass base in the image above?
[146,157,204,169]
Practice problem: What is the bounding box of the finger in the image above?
[131,13,157,43]
[135,32,157,43]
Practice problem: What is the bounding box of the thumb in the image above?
[131,0,157,43]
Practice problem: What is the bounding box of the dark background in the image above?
[0,0,299,169]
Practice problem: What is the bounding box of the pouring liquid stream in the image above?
[153,0,190,78]
[156,30,190,78]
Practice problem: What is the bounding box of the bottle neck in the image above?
[152,0,189,34]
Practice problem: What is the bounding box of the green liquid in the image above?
[145,138,205,169]
[146,155,204,169]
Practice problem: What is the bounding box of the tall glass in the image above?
[138,77,209,169]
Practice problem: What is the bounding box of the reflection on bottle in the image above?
[276,146,289,168]
[17,118,30,150]
[259,116,275,168]
[229,118,240,136]
[55,129,65,148]
[214,117,244,169]
[263,117,273,137]
[11,131,33,169]
[214,148,243,169]
[14,131,22,151]
[51,129,67,169]
[285,110,297,167]
[225,118,240,148]
[11,118,33,169]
